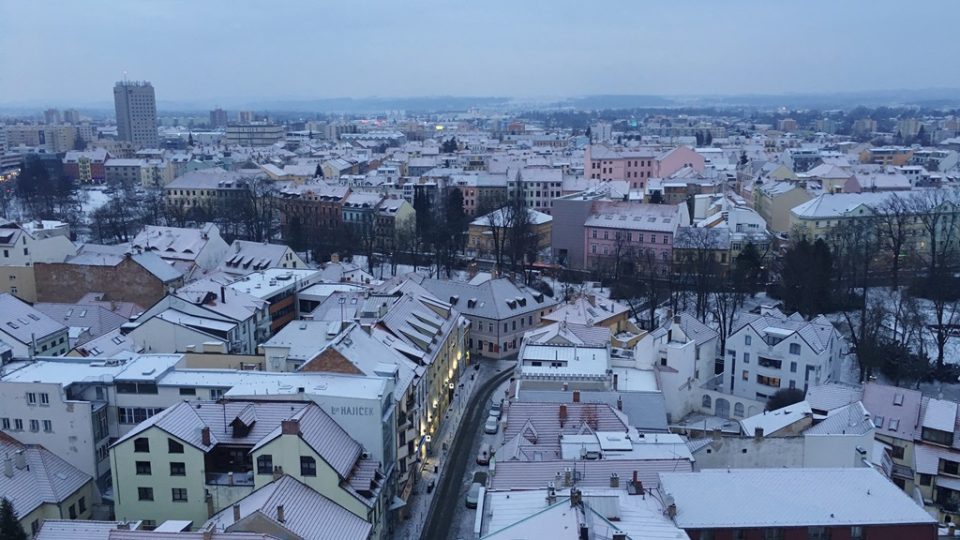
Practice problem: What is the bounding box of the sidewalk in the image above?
[393,362,488,540]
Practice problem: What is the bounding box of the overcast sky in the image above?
[3,0,960,105]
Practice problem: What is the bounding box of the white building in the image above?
[0,293,70,358]
[723,308,844,402]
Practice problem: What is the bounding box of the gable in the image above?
[301,348,363,375]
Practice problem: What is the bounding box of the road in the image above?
[420,365,514,540]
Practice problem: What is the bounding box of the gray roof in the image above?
[660,468,936,528]
[37,521,280,540]
[650,312,717,346]
[804,401,873,436]
[860,382,923,443]
[205,475,372,540]
[515,389,669,432]
[0,432,92,518]
[419,276,558,321]
[250,404,363,479]
[805,382,863,413]
[33,302,130,344]
[733,309,838,355]
[0,292,67,345]
[132,252,185,283]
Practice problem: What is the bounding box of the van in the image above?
[477,443,492,465]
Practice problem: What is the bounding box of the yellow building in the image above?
[0,433,95,537]
[467,207,552,259]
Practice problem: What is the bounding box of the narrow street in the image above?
[420,364,515,540]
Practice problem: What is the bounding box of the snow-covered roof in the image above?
[659,468,936,529]
[739,401,812,436]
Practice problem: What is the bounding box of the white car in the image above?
[484,415,499,434]
[489,401,503,419]
[465,482,482,508]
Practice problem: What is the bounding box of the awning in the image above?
[389,496,407,511]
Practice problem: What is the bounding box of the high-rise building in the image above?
[209,108,228,128]
[62,109,81,124]
[238,110,254,123]
[43,108,61,124]
[113,80,159,148]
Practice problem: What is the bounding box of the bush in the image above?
[765,388,805,411]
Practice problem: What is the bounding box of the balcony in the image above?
[206,471,254,486]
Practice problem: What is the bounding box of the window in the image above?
[744,335,752,346]
[790,361,797,373]
[29,419,39,432]
[734,403,745,417]
[42,420,52,432]
[31,521,39,536]
[891,445,905,459]
[39,393,49,405]
[0,418,8,430]
[850,526,863,540]
[300,456,317,476]
[743,353,749,364]
[168,439,184,453]
[762,528,784,540]
[78,496,86,513]
[138,487,154,501]
[742,370,749,380]
[26,392,36,405]
[170,461,186,476]
[807,526,828,540]
[257,455,273,475]
[134,438,150,453]
[756,374,781,388]
[702,395,712,408]
[179,388,196,396]
[136,461,151,475]
[920,473,933,486]
[13,419,22,431]
[69,504,77,519]
[172,488,188,502]
[789,343,801,355]
[873,415,884,429]
[943,460,959,476]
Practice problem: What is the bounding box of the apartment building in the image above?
[0,293,69,357]
[276,182,350,244]
[164,168,260,216]
[418,274,556,359]
[0,219,78,302]
[723,308,844,402]
[224,123,283,147]
[506,167,564,214]
[467,207,552,259]
[114,81,159,148]
[62,149,109,183]
[0,432,95,536]
[584,144,705,189]
[583,202,688,271]
[110,401,389,538]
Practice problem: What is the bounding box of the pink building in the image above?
[584,145,706,190]
[583,202,689,270]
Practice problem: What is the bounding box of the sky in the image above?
[2,0,960,106]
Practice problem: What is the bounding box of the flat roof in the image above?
[610,367,659,392]
[660,468,936,529]
[157,369,388,400]
[226,269,321,300]
[922,397,957,433]
[1,355,183,387]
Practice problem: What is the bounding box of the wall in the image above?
[35,257,169,308]
[0,265,37,302]
[803,431,874,468]
[0,381,98,481]
[687,524,936,540]
[18,481,95,535]
[694,437,805,470]
[111,427,209,526]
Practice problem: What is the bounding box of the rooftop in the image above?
[660,468,936,529]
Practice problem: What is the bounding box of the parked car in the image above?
[465,482,482,508]
[489,400,503,419]
[477,443,492,465]
[484,415,499,434]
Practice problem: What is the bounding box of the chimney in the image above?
[610,473,620,488]
[559,404,568,428]
[202,525,214,540]
[617,395,623,411]
[232,503,241,523]
[3,456,12,478]
[330,252,340,263]
[228,471,234,486]
[564,467,572,487]
[754,427,764,440]
[281,419,301,435]
[587,294,596,307]
[573,390,580,403]
[950,523,956,537]
[13,450,26,470]
[613,534,628,540]
[220,286,226,304]
[578,524,589,540]
[272,465,283,481]
[276,504,285,523]
[201,427,211,446]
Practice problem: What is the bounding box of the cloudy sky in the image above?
[2,0,959,105]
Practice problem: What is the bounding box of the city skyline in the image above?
[3,0,960,105]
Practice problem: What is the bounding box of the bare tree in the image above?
[872,194,911,288]
[673,227,723,322]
